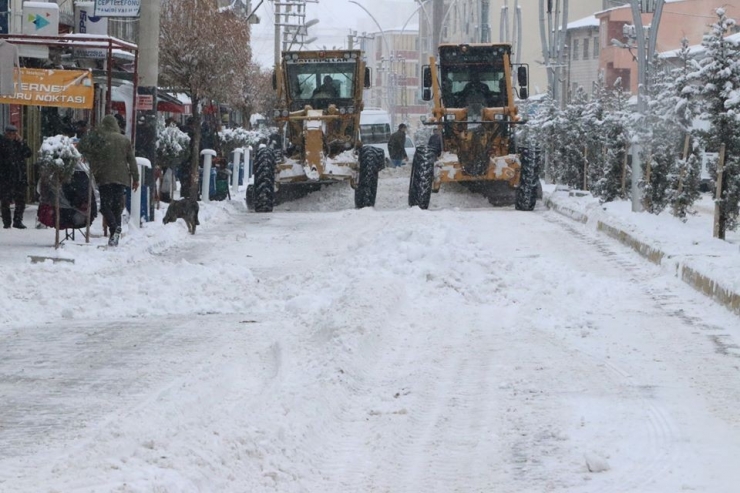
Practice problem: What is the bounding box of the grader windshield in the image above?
[286,58,357,109]
[438,45,509,108]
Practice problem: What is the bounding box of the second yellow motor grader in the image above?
[410,43,539,210]
[247,49,383,212]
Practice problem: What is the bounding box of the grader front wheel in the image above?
[515,147,538,211]
[355,146,383,208]
[251,147,276,213]
[408,146,435,209]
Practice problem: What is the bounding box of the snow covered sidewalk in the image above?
[545,188,740,316]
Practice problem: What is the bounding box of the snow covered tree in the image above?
[552,87,588,189]
[691,8,740,236]
[38,135,83,248]
[669,38,702,219]
[583,75,608,191]
[159,0,253,199]
[641,56,683,214]
[590,78,632,203]
[525,94,560,183]
[156,122,190,170]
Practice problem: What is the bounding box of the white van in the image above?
[360,108,392,166]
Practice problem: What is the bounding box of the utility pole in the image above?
[274,0,318,60]
[136,0,160,222]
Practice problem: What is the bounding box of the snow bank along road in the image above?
[1,170,739,492]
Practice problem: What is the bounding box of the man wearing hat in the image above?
[0,124,32,229]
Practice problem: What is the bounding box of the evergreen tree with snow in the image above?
[552,87,589,189]
[525,94,561,183]
[691,8,740,235]
[641,55,682,214]
[582,75,608,192]
[669,38,703,219]
[591,78,632,203]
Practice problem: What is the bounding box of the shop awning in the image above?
[157,91,189,114]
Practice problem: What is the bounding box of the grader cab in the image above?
[247,49,383,212]
[409,43,539,210]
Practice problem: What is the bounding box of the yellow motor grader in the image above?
[409,43,539,210]
[247,49,383,212]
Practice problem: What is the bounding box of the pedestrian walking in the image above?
[387,123,408,168]
[78,115,139,247]
[0,124,33,229]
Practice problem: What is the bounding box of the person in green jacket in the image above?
[79,115,139,247]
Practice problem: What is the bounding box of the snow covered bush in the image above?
[157,122,190,169]
[218,126,264,159]
[38,135,82,184]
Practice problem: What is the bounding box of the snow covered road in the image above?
[1,169,739,492]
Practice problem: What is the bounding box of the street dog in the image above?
[162,198,200,234]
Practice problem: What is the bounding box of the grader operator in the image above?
[409,43,539,210]
[247,49,384,212]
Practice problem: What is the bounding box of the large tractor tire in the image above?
[515,147,538,211]
[249,147,276,212]
[355,146,383,208]
[408,145,435,209]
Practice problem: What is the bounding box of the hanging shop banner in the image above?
[0,68,94,109]
[94,0,140,17]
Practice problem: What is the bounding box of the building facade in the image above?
[565,15,601,101]
[597,0,740,94]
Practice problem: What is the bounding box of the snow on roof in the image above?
[568,15,599,30]
[659,32,740,59]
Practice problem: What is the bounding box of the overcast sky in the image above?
[250,0,419,67]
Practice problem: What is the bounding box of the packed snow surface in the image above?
[0,167,739,492]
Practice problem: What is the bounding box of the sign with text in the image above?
[135,94,153,111]
[94,0,140,17]
[0,69,94,109]
[75,2,108,58]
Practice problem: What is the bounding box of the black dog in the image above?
[163,199,200,234]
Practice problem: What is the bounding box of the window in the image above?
[583,37,589,59]
[593,37,600,58]
[360,124,391,144]
[572,39,580,60]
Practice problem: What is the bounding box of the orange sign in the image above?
[0,68,94,109]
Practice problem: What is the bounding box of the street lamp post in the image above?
[628,0,665,212]
[348,0,396,124]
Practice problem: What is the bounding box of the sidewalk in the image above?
[545,186,740,316]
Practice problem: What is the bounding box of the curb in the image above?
[545,197,740,316]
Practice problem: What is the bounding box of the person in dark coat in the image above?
[0,124,33,229]
[428,128,443,158]
[387,123,408,168]
[78,115,139,247]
